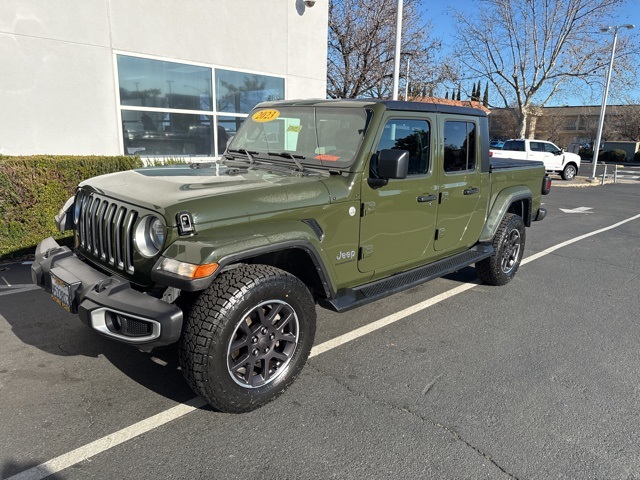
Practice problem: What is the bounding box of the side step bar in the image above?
[320,244,493,313]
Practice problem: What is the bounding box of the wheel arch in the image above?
[480,187,532,242]
[217,241,333,302]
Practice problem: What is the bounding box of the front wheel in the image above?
[476,213,525,286]
[561,164,577,180]
[179,264,316,413]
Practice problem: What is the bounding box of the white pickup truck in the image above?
[490,139,581,180]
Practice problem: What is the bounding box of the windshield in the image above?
[226,106,369,169]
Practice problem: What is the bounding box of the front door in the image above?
[358,116,438,273]
[542,141,563,170]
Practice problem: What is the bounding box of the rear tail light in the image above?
[542,175,552,195]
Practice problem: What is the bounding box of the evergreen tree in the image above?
[456,86,461,101]
[483,82,489,107]
[445,91,449,99]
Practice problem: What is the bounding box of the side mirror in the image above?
[377,149,409,179]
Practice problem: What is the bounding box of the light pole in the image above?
[590,24,634,180]
[392,0,403,100]
[404,56,411,100]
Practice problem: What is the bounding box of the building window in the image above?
[215,69,285,114]
[117,56,212,110]
[116,54,285,157]
[122,110,213,156]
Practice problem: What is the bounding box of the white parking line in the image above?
[6,212,640,480]
[0,285,40,297]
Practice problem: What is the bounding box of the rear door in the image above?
[501,140,527,160]
[434,117,486,252]
[358,114,437,273]
[527,141,547,163]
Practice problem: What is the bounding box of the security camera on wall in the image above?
[304,0,316,7]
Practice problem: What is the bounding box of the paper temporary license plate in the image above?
[51,273,72,311]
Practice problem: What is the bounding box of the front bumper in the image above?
[31,237,183,350]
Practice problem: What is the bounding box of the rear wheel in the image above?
[179,264,316,413]
[476,213,525,286]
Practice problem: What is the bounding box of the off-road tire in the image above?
[179,264,316,413]
[476,213,525,286]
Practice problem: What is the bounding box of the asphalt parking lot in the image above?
[2,182,640,479]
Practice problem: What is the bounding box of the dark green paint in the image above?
[73,99,546,297]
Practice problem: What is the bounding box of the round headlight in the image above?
[134,216,165,257]
[149,217,165,250]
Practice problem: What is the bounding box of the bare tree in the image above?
[453,0,639,137]
[327,0,452,99]
[488,108,520,139]
[607,105,640,141]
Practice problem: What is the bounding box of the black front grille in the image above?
[76,190,138,273]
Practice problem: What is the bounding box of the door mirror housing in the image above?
[377,149,409,179]
[368,149,410,189]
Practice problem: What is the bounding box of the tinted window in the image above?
[503,140,525,152]
[373,119,430,175]
[216,70,285,114]
[543,142,559,153]
[121,110,213,156]
[117,55,287,157]
[444,121,476,173]
[118,56,212,110]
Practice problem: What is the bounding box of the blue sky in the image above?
[422,0,640,106]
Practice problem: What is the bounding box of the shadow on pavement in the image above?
[0,265,196,405]
[2,460,64,480]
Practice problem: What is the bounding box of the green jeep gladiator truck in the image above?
[32,99,550,412]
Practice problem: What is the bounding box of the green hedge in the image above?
[0,155,142,260]
[599,149,627,163]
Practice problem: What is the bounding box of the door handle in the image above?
[417,194,437,203]
[463,187,479,195]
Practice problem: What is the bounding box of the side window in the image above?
[374,119,430,175]
[543,143,557,153]
[504,140,525,152]
[530,142,542,152]
[444,121,476,173]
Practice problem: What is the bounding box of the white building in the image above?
[0,0,328,157]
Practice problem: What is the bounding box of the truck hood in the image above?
[79,163,332,226]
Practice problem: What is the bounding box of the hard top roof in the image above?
[255,98,488,118]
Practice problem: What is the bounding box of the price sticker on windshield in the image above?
[252,109,280,123]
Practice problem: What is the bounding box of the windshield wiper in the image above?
[267,151,306,172]
[226,148,258,164]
